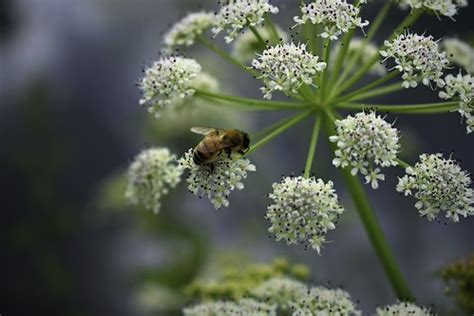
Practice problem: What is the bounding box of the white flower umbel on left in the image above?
[330,112,400,189]
[442,38,474,74]
[293,0,369,40]
[375,302,434,316]
[212,0,279,43]
[439,72,474,134]
[251,42,327,99]
[138,56,201,118]
[397,0,468,19]
[250,277,308,311]
[397,153,474,222]
[178,149,256,209]
[183,299,276,316]
[294,286,361,316]
[164,11,214,48]
[266,176,344,253]
[380,32,449,89]
[125,148,182,213]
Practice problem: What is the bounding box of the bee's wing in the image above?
[190,127,216,135]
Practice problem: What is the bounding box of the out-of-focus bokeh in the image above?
[1,1,473,315]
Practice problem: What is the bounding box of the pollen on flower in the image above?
[329,112,400,189]
[294,286,361,316]
[183,299,276,316]
[380,32,449,89]
[375,302,434,316]
[396,153,474,222]
[251,42,326,99]
[138,56,202,118]
[178,149,256,209]
[212,0,279,44]
[439,72,474,134]
[442,38,474,74]
[125,148,182,213]
[266,176,344,253]
[293,0,369,40]
[397,0,468,19]
[163,11,215,48]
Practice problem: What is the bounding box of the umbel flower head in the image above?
[163,11,214,48]
[125,148,182,213]
[293,0,369,40]
[294,286,361,316]
[250,277,308,311]
[439,72,474,134]
[397,0,468,19]
[138,56,201,117]
[178,149,256,209]
[251,42,327,99]
[380,32,449,88]
[183,298,276,316]
[375,302,434,316]
[397,153,474,222]
[442,38,474,74]
[266,176,344,253]
[330,112,400,189]
[212,0,279,44]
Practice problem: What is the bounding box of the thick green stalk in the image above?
[249,25,267,47]
[303,115,322,178]
[347,82,405,102]
[323,113,414,300]
[335,101,459,114]
[264,15,280,44]
[396,158,411,169]
[330,28,356,87]
[320,39,332,100]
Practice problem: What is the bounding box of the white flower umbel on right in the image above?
[439,72,474,134]
[163,11,214,48]
[375,302,434,316]
[293,0,369,40]
[380,32,449,88]
[330,112,400,189]
[178,149,256,209]
[251,42,327,99]
[125,148,182,213]
[138,56,201,117]
[212,0,279,44]
[397,153,474,222]
[266,176,344,253]
[397,0,467,19]
[294,286,361,316]
[183,299,276,316]
[442,38,474,74]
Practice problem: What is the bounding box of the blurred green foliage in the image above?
[442,254,474,315]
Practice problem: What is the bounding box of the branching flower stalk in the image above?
[128,0,474,307]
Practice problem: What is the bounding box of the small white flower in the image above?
[294,286,361,316]
[212,0,279,44]
[183,299,276,316]
[375,302,434,315]
[439,72,474,134]
[125,148,182,213]
[232,26,289,63]
[138,56,201,118]
[251,42,327,99]
[397,0,468,19]
[164,11,214,48]
[178,149,256,209]
[266,176,344,253]
[442,38,474,74]
[250,277,308,311]
[380,32,449,89]
[396,153,474,222]
[293,0,369,40]
[330,112,400,189]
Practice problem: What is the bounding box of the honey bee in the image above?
[190,127,250,167]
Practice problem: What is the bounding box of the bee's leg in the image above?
[209,162,215,173]
[225,148,232,158]
[238,149,245,154]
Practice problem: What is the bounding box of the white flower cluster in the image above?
[330,112,400,189]
[125,148,182,213]
[293,0,369,40]
[442,38,474,74]
[439,72,474,133]
[178,149,256,209]
[164,11,214,48]
[250,277,308,311]
[183,299,276,316]
[139,56,201,117]
[233,26,289,62]
[375,302,434,316]
[380,32,449,89]
[266,176,344,253]
[397,0,468,19]
[251,43,327,99]
[332,38,386,76]
[397,153,474,222]
[212,0,279,43]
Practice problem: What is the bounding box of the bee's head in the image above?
[242,132,250,151]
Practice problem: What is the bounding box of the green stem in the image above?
[335,101,459,114]
[264,15,280,45]
[347,82,405,102]
[323,113,414,301]
[194,89,310,110]
[396,158,411,169]
[245,110,313,156]
[366,2,392,42]
[249,25,267,47]
[303,115,322,178]
[330,28,356,87]
[321,39,332,100]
